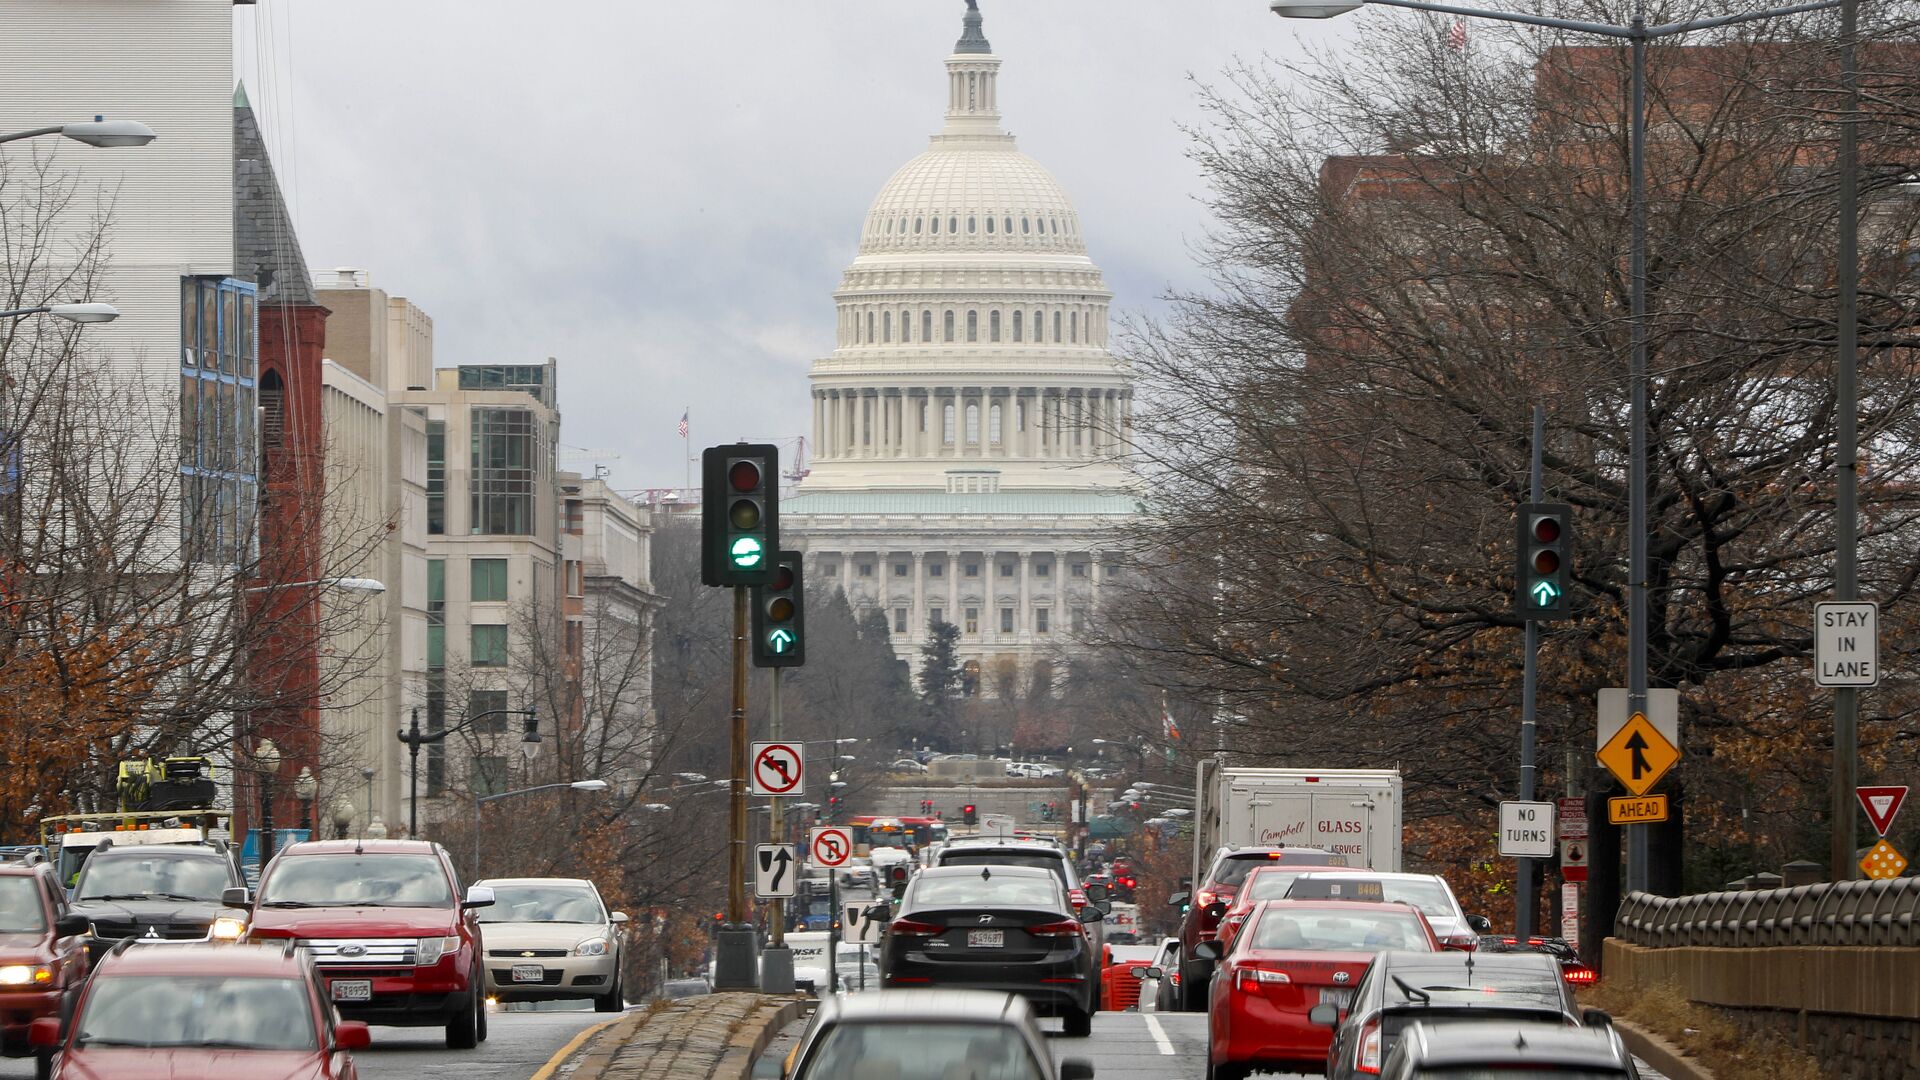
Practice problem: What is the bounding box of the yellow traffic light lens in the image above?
[1533,550,1560,574]
[730,499,761,529]
[768,597,795,622]
[731,537,765,568]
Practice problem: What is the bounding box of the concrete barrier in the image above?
[560,993,809,1080]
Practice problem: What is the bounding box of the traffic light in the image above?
[1515,502,1572,620]
[751,550,805,667]
[919,799,934,815]
[962,804,977,826]
[827,796,844,821]
[701,444,780,587]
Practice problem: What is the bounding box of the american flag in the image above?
[1446,17,1467,52]
[676,410,689,439]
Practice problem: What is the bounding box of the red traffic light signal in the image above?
[962,804,978,826]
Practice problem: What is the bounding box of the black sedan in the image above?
[878,865,1101,1036]
[1315,950,1604,1078]
[1383,1020,1641,1079]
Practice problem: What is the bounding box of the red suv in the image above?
[1170,846,1344,1012]
[241,840,492,1049]
[0,856,90,1079]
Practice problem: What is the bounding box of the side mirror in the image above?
[1308,1003,1340,1027]
[1135,966,1162,981]
[1083,883,1110,904]
[27,1017,61,1048]
[55,913,90,938]
[1204,901,1228,918]
[222,886,251,909]
[1192,940,1222,962]
[1466,914,1492,933]
[462,885,496,910]
[610,911,630,925]
[1077,905,1104,924]
[1060,1059,1096,1080]
[1167,891,1189,910]
[1582,1007,1613,1029]
[334,1020,372,1050]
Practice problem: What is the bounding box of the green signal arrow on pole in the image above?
[1530,580,1561,607]
[768,628,795,654]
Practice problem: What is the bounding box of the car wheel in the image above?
[32,1047,50,1080]
[1062,1007,1093,1037]
[595,966,623,1013]
[445,977,480,1049]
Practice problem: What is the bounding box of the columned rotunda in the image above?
[786,1,1138,687]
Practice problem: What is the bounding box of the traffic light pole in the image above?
[713,584,759,990]
[1516,405,1544,939]
[1830,0,1860,884]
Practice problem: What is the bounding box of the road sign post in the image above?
[1499,801,1556,859]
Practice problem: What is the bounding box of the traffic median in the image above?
[547,993,808,1080]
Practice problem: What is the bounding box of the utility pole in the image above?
[1516,405,1545,938]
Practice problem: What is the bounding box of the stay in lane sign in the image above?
[754,844,797,899]
[1597,712,1680,797]
[1814,601,1878,687]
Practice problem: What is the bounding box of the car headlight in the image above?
[209,916,247,941]
[416,936,461,966]
[573,937,610,957]
[0,965,51,986]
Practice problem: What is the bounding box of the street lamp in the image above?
[294,767,317,837]
[0,119,157,148]
[329,798,354,841]
[254,739,282,866]
[1269,0,1841,909]
[471,780,609,879]
[0,302,120,324]
[241,576,386,595]
[396,705,538,839]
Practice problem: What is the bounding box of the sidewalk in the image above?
[557,993,806,1080]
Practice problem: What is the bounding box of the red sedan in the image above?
[32,942,369,1080]
[1212,864,1337,953]
[1199,899,1440,1080]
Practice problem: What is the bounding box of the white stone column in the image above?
[1018,550,1031,643]
[912,551,926,640]
[948,549,961,626]
[879,391,892,458]
[855,391,869,458]
[1089,551,1103,614]
[841,549,854,602]
[984,549,999,643]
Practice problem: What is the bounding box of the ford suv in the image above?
[240,840,493,1049]
[0,855,89,1079]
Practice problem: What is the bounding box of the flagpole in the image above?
[683,407,692,496]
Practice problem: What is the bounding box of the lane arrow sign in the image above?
[1624,730,1651,780]
[1857,786,1909,837]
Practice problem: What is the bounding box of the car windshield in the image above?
[1214,851,1336,889]
[936,851,1069,888]
[259,854,452,908]
[1294,877,1457,918]
[1415,1070,1625,1079]
[1248,908,1428,952]
[76,976,316,1050]
[478,884,604,923]
[800,1021,1047,1080]
[911,874,1060,908]
[76,856,230,902]
[0,877,45,933]
[1391,970,1565,1009]
[1245,870,1314,901]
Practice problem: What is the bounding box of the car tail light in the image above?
[1441,932,1479,951]
[1232,964,1291,994]
[1068,888,1088,910]
[1195,889,1219,908]
[1028,921,1082,937]
[1563,965,1598,986]
[1356,1018,1382,1074]
[889,918,943,936]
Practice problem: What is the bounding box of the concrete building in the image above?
[555,471,659,790]
[786,2,1139,689]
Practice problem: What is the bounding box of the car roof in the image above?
[817,989,1036,1024]
[475,877,595,889]
[86,844,226,859]
[275,840,441,857]
[1253,898,1421,915]
[1373,950,1563,978]
[0,864,50,878]
[939,840,1065,855]
[1220,845,1339,855]
[95,943,310,978]
[915,864,1056,880]
[1293,871,1444,883]
[1399,1021,1630,1067]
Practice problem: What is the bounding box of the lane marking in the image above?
[1142,1013,1177,1056]
[527,1016,619,1080]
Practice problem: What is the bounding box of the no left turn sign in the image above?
[750,741,805,796]
[809,826,852,868]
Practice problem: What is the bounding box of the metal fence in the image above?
[1615,877,1920,948]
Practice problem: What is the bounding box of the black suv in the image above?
[66,841,246,959]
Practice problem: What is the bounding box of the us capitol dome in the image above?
[786,0,1139,685]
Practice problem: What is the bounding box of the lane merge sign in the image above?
[1857,786,1909,837]
[1608,794,1669,825]
[809,826,853,868]
[1597,712,1680,797]
[754,844,797,899]
[1498,801,1555,858]
[750,742,805,796]
[1815,601,1878,687]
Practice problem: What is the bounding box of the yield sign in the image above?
[750,741,804,796]
[1596,712,1680,797]
[1856,786,1909,837]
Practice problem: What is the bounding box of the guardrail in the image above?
[1615,877,1920,948]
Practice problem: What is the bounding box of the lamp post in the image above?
[0,303,120,324]
[1269,0,1842,908]
[360,767,376,839]
[471,780,608,880]
[255,739,281,866]
[0,119,156,148]
[329,798,353,841]
[294,767,316,838]
[240,577,386,595]
[396,706,539,840]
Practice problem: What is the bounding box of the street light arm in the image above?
[0,128,62,146]
[1645,0,1839,37]
[1365,0,1636,38]
[477,781,577,807]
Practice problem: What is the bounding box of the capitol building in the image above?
[786,1,1138,690]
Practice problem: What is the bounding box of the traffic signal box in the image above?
[701,444,780,588]
[1515,502,1572,620]
[963,804,978,826]
[751,551,806,668]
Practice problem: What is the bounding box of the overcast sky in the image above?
[234,2,1329,491]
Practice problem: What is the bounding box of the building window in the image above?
[944,405,956,445]
[967,310,978,343]
[457,364,552,406]
[1071,607,1088,633]
[471,756,509,798]
[471,558,508,602]
[1012,310,1023,342]
[1035,561,1051,578]
[258,369,284,451]
[966,405,980,445]
[944,310,955,342]
[989,310,1001,342]
[999,562,1014,577]
[471,407,538,535]
[858,563,874,578]
[867,311,875,343]
[929,562,945,578]
[426,420,447,535]
[923,310,933,341]
[1071,562,1088,578]
[1036,608,1050,634]
[894,607,908,633]
[1054,311,1062,342]
[894,563,908,577]
[930,607,944,626]
[964,608,979,634]
[471,625,509,667]
[1071,311,1079,343]
[883,311,892,342]
[178,276,258,565]
[1000,608,1015,633]
[965,562,980,578]
[821,562,839,579]
[989,405,1002,445]
[427,559,446,669]
[469,689,510,732]
[1108,564,1121,578]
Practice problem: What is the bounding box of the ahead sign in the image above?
[1498,801,1555,858]
[1815,602,1878,687]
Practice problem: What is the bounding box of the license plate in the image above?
[511,964,545,983]
[331,980,372,1003]
[967,930,1005,948]
[1320,988,1354,1009]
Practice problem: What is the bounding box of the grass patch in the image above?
[1581,980,1824,1080]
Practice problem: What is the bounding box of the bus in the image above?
[849,815,948,852]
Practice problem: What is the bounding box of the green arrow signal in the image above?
[768,628,795,654]
[1530,580,1561,607]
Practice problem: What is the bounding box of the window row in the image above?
[881,605,1088,636]
[875,211,1078,241]
[829,558,1116,580]
[842,304,1104,348]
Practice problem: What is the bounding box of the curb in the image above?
[1615,1018,1717,1080]
[557,994,810,1080]
[714,998,810,1079]
[528,1017,619,1080]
